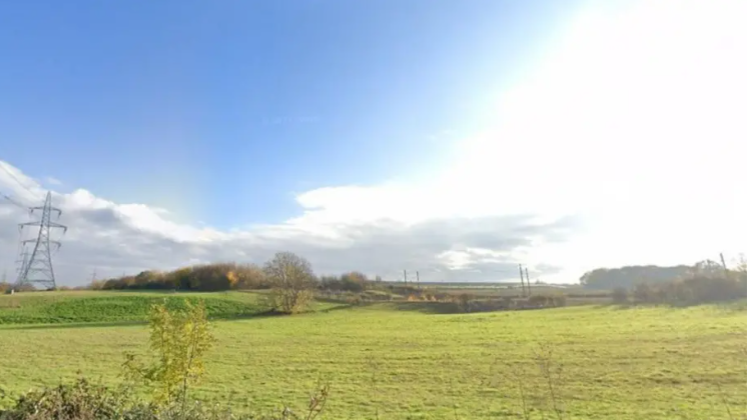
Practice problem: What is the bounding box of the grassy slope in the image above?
[0,291,270,324]
[0,291,340,324]
[1,295,746,419]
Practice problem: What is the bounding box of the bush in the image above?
[527,294,567,308]
[527,295,549,307]
[679,275,744,303]
[387,284,419,296]
[447,293,569,314]
[0,377,143,420]
[319,272,369,292]
[0,377,328,420]
[633,283,655,303]
[630,275,747,306]
[340,272,368,292]
[318,276,342,291]
[89,280,106,290]
[611,287,628,304]
[422,292,437,302]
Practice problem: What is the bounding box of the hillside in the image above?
[0,291,336,325]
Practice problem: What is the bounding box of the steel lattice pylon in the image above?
[16,191,67,290]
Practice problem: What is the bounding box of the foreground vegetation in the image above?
[1,297,746,419]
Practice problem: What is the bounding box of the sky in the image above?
[1,0,745,286]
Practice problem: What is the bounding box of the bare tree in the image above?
[263,252,316,313]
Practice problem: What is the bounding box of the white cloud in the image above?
[45,176,63,186]
[2,0,745,286]
[0,160,573,286]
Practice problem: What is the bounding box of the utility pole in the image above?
[720,253,728,272]
[519,264,526,297]
[416,271,420,289]
[525,267,532,295]
[403,269,408,286]
[16,191,67,290]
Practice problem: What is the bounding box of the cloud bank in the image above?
[0,161,575,286]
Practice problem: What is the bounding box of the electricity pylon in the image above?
[15,249,29,278]
[16,191,67,290]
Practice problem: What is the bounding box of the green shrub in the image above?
[123,300,214,405]
[0,377,143,420]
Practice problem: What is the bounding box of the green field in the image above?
[1,291,746,419]
[0,290,342,324]
[0,291,263,324]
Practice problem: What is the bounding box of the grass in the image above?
[1,292,746,419]
[0,290,339,324]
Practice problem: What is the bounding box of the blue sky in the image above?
[0,0,575,229]
[1,0,745,284]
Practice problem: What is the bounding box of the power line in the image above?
[0,162,41,201]
[2,193,31,210]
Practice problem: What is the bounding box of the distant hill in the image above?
[580,260,724,290]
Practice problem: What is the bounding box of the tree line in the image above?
[580,259,731,289]
[613,273,747,305]
[92,255,373,294]
[604,259,747,306]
